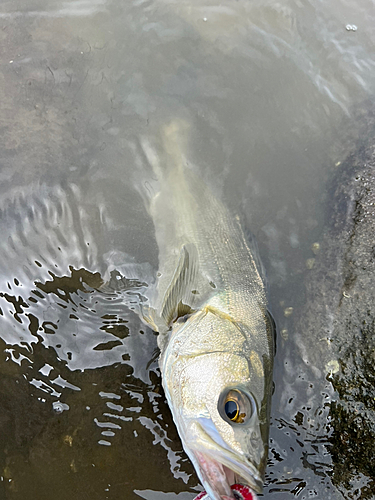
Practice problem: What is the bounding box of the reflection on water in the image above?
[0,0,374,498]
[0,0,107,18]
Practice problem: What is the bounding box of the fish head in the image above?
[161,309,273,500]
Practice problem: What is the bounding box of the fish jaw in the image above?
[193,451,232,499]
[194,484,258,500]
[183,422,264,500]
[190,450,263,500]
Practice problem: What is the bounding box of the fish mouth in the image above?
[187,425,263,500]
[194,451,261,500]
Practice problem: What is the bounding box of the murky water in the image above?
[0,0,375,498]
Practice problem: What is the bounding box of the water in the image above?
[0,0,374,498]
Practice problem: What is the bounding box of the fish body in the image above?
[140,122,274,500]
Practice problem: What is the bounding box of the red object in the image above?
[231,484,256,500]
[193,483,256,500]
[193,493,209,500]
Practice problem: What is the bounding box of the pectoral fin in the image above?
[160,243,198,325]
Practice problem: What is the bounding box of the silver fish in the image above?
[139,121,274,500]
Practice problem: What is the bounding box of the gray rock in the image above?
[290,113,375,497]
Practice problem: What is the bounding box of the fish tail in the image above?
[134,119,192,210]
[160,119,191,174]
[129,135,161,215]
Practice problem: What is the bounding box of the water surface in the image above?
[0,0,375,498]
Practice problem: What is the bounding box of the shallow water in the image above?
[0,0,375,498]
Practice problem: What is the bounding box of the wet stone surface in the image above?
[284,110,375,498]
[328,149,375,495]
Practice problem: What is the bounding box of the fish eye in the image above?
[220,389,253,424]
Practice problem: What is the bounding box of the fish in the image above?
[138,120,274,500]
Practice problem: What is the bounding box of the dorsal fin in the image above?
[160,243,198,326]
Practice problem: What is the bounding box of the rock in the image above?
[290,115,375,497]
